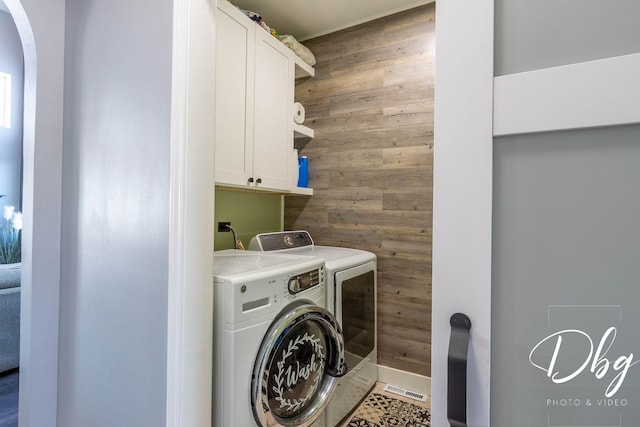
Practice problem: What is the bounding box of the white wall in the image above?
[4,1,215,425]
[0,10,23,208]
[58,0,173,424]
[8,0,66,425]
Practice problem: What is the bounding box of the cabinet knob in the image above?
[256,178,262,184]
[248,177,254,183]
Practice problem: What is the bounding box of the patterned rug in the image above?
[346,392,431,427]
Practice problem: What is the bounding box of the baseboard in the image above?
[377,365,431,397]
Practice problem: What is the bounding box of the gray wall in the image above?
[0,10,23,208]
[495,0,640,75]
[59,0,173,424]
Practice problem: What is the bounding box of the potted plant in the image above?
[0,205,22,266]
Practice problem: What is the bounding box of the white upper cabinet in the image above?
[252,26,294,191]
[214,0,295,192]
[214,2,255,187]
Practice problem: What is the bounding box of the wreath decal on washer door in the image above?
[271,331,326,413]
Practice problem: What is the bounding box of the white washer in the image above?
[248,232,378,426]
[212,250,346,427]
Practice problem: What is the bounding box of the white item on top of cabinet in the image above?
[214,0,293,192]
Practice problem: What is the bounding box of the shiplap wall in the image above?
[285,4,435,376]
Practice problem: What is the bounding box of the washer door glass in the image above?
[252,302,345,427]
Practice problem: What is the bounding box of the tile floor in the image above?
[0,374,431,427]
[338,382,431,427]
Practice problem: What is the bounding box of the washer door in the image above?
[252,301,346,427]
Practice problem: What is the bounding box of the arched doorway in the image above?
[2,1,64,426]
[0,3,24,425]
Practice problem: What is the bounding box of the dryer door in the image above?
[252,301,346,427]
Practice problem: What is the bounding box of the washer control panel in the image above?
[287,268,321,295]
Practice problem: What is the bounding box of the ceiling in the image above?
[0,1,435,39]
[231,0,434,41]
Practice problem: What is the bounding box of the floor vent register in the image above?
[382,384,428,402]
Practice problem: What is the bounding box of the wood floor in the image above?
[0,369,18,427]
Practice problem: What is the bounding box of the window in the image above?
[0,72,11,129]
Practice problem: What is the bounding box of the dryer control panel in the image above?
[288,268,321,294]
[249,230,314,251]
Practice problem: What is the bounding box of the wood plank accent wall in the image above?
[285,4,435,377]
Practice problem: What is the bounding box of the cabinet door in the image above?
[214,1,255,187]
[252,29,294,191]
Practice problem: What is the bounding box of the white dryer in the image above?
[248,232,377,427]
[212,250,346,427]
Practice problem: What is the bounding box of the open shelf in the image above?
[215,184,313,196]
[289,186,313,196]
[292,57,314,196]
[294,56,315,79]
[294,123,314,139]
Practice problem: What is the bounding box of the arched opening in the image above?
[0,2,25,424]
[1,1,63,426]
